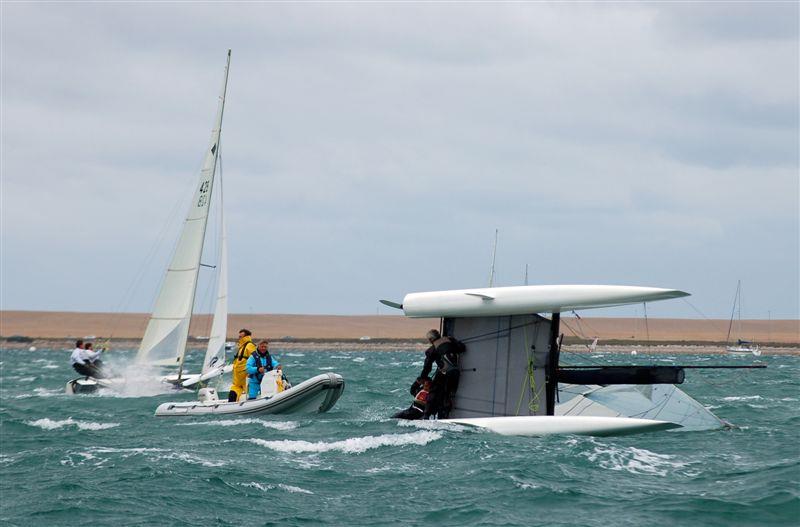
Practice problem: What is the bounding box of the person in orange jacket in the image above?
[228,329,256,402]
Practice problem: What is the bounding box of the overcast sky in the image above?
[2,2,798,320]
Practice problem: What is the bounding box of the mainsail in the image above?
[136,51,231,369]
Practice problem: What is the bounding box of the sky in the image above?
[1,2,798,320]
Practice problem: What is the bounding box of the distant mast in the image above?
[488,229,498,287]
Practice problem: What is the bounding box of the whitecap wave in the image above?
[245,430,443,454]
[62,446,221,467]
[27,417,119,431]
[583,444,688,476]
[722,395,762,401]
[243,482,313,494]
[285,353,305,357]
[20,387,63,398]
[352,357,366,363]
[177,418,298,431]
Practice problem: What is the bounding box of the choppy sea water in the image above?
[1,346,798,526]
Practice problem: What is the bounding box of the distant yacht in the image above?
[725,280,761,356]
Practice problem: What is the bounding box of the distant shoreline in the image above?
[2,338,798,356]
[1,310,798,348]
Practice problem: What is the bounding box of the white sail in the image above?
[203,214,228,374]
[137,51,231,369]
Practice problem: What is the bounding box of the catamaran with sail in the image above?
[67,51,234,394]
[67,52,346,412]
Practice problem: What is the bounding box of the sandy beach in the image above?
[1,311,797,348]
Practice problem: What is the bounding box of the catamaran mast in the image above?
[136,50,232,377]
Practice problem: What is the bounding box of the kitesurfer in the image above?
[245,340,280,400]
[69,339,105,378]
[419,329,465,419]
[393,377,431,420]
[229,329,256,402]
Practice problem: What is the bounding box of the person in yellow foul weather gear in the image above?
[228,329,256,402]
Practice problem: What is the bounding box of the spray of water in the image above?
[99,357,181,398]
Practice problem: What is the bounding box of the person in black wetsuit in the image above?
[393,377,431,420]
[419,329,465,419]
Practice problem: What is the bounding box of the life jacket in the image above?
[249,353,274,383]
[410,387,429,412]
[236,338,255,362]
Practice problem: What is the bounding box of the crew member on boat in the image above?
[246,340,280,400]
[69,339,105,378]
[229,329,256,402]
[393,377,431,420]
[419,329,465,419]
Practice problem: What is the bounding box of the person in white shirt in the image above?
[69,339,104,378]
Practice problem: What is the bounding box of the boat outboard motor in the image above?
[198,387,219,403]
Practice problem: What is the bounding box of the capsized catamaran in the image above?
[381,284,762,437]
[68,51,233,394]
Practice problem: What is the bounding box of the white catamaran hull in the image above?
[154,373,345,417]
[65,377,124,395]
[442,415,681,437]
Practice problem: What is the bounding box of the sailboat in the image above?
[725,280,760,356]
[66,51,233,395]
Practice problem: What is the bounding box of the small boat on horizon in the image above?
[725,281,761,356]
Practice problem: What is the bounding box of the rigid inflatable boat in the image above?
[154,372,345,417]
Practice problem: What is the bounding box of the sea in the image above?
[1,346,798,527]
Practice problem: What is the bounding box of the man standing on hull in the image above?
[419,329,465,419]
[229,329,256,402]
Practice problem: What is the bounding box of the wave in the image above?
[27,418,119,431]
[722,395,763,402]
[243,482,313,494]
[582,442,689,476]
[177,418,298,431]
[397,419,468,432]
[61,447,222,468]
[15,387,64,399]
[245,430,443,454]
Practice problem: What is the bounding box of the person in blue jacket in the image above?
[246,340,280,399]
